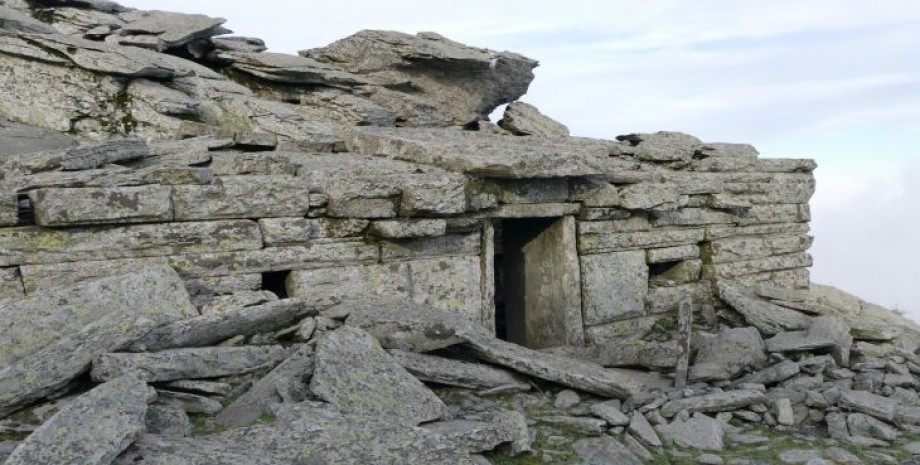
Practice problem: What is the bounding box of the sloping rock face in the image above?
[2,2,920,465]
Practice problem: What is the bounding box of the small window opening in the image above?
[261,270,291,298]
[17,194,33,226]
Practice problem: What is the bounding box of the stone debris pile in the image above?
[1,1,920,464]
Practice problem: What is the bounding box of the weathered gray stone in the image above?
[463,333,648,401]
[847,413,898,442]
[629,411,662,447]
[732,360,801,386]
[647,244,700,264]
[304,30,537,126]
[0,5,57,33]
[690,326,767,382]
[839,390,897,422]
[656,415,724,451]
[580,250,648,324]
[91,346,293,382]
[578,224,706,254]
[589,399,629,426]
[288,257,482,322]
[0,117,74,157]
[766,316,853,367]
[554,389,581,409]
[660,390,767,417]
[168,242,379,278]
[0,266,193,416]
[370,219,447,238]
[145,404,192,437]
[130,298,318,351]
[498,101,569,137]
[154,390,222,414]
[774,398,794,426]
[571,436,644,465]
[618,182,682,210]
[547,337,679,370]
[172,176,314,220]
[215,344,314,428]
[381,232,480,261]
[389,349,523,390]
[717,281,811,335]
[30,185,173,226]
[3,374,147,465]
[311,326,446,425]
[0,219,262,266]
[705,234,813,264]
[424,411,531,456]
[198,290,278,315]
[617,131,701,162]
[59,139,150,170]
[222,50,366,85]
[162,380,232,396]
[117,10,228,49]
[345,126,611,178]
[258,217,368,245]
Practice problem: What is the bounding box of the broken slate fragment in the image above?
[60,139,151,170]
[216,344,314,428]
[660,390,767,417]
[91,345,294,382]
[423,411,532,456]
[310,326,447,425]
[389,349,524,390]
[4,374,148,465]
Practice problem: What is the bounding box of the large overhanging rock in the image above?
[4,374,148,465]
[0,265,194,417]
[302,30,538,126]
[116,10,230,51]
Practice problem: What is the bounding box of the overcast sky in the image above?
[121,0,920,319]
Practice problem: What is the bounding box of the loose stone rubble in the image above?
[2,1,920,464]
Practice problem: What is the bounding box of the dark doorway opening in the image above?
[261,270,290,298]
[495,218,558,346]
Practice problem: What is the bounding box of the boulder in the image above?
[690,326,767,382]
[302,30,538,126]
[656,415,724,451]
[766,316,853,367]
[717,281,811,335]
[572,436,644,465]
[0,266,193,417]
[498,101,569,137]
[4,374,148,465]
[311,326,447,426]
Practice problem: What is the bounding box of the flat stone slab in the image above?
[129,298,318,351]
[463,333,649,402]
[171,176,315,220]
[114,434,293,465]
[717,281,811,335]
[216,344,314,428]
[0,219,263,266]
[344,126,613,178]
[4,374,148,465]
[0,266,193,416]
[91,346,293,383]
[423,411,531,456]
[118,10,227,49]
[389,349,524,390]
[660,390,767,417]
[30,185,173,226]
[839,389,898,422]
[345,301,487,352]
[311,326,447,426]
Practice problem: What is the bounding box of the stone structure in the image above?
[3,1,920,464]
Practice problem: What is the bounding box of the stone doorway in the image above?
[493,216,584,349]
